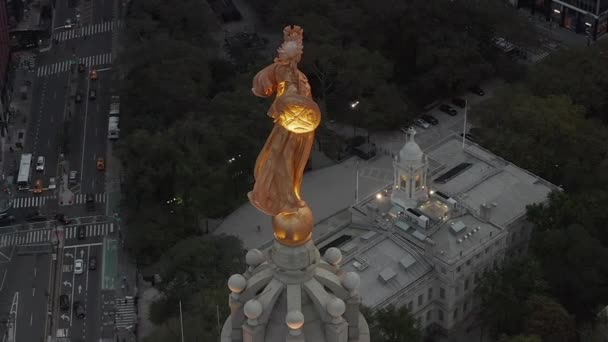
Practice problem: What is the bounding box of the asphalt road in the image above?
[0,0,120,339]
[58,243,102,342]
[0,253,51,342]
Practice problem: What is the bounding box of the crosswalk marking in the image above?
[64,223,114,240]
[36,53,112,77]
[74,193,107,204]
[11,195,56,209]
[0,223,114,247]
[53,20,123,42]
[115,297,137,329]
[529,51,550,63]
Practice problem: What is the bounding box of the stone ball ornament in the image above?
[324,247,343,266]
[342,271,361,292]
[286,310,305,330]
[244,299,263,320]
[326,297,346,318]
[246,249,265,267]
[227,274,247,294]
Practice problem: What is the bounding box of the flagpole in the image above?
[462,99,468,149]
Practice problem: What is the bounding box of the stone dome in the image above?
[220,241,370,342]
[399,127,423,162]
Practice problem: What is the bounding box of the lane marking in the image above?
[0,268,6,290]
[30,313,33,326]
[80,67,92,185]
[32,287,35,296]
[34,267,37,278]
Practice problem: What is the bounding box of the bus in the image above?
[17,153,32,190]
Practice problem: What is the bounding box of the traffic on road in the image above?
[0,0,125,340]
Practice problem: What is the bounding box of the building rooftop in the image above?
[425,135,560,227]
[316,225,433,308]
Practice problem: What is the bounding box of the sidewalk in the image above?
[2,67,36,179]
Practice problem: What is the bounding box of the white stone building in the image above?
[310,129,561,335]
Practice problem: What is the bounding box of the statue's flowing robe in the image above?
[248,63,320,216]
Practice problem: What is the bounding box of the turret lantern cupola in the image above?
[391,127,429,209]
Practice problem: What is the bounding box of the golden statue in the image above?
[248,26,321,246]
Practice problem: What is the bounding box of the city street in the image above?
[0,0,124,340]
[57,242,102,342]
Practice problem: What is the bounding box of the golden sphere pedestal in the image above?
[272,205,313,246]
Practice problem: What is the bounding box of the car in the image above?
[88,89,96,100]
[439,104,458,116]
[75,92,82,103]
[97,158,105,171]
[86,194,95,212]
[0,215,16,226]
[420,114,439,126]
[26,211,46,222]
[78,63,85,73]
[36,156,44,171]
[452,97,467,108]
[77,225,86,240]
[74,259,84,274]
[413,118,430,129]
[33,179,43,194]
[69,171,78,185]
[469,85,485,96]
[55,214,72,225]
[88,256,97,270]
[460,132,477,142]
[48,177,56,189]
[60,294,70,311]
[90,69,98,80]
[73,301,86,319]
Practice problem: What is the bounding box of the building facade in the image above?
[513,0,608,41]
[0,0,10,116]
[313,132,559,336]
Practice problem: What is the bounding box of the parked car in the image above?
[413,118,430,129]
[77,225,86,240]
[452,97,467,108]
[48,177,57,189]
[36,156,44,171]
[88,256,97,270]
[73,301,86,319]
[75,92,82,103]
[60,294,70,311]
[74,259,84,275]
[460,133,477,142]
[33,179,43,194]
[469,85,485,96]
[439,104,458,116]
[88,89,96,100]
[420,114,439,126]
[86,194,95,212]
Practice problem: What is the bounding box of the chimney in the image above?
[479,203,493,221]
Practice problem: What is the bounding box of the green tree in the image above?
[524,295,576,342]
[477,258,547,338]
[526,41,608,122]
[369,305,422,342]
[530,224,608,322]
[497,334,542,342]
[149,235,245,324]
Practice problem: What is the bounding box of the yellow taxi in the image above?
[90,69,98,81]
[33,179,43,194]
[97,158,105,171]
